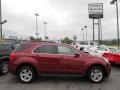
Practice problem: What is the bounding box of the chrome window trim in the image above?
[31,44,80,57]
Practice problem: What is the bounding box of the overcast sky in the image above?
[1,0,119,41]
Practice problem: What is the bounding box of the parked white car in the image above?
[79,42,98,53]
[89,45,118,56]
[71,41,98,53]
[71,42,80,50]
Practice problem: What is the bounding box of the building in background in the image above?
[2,30,29,44]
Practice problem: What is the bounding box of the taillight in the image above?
[10,53,16,61]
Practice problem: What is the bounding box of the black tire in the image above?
[0,61,8,75]
[18,66,35,83]
[87,67,104,83]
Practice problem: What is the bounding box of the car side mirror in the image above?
[74,53,80,58]
[105,49,108,51]
[80,47,84,51]
[95,50,98,53]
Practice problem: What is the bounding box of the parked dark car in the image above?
[0,43,15,74]
[8,42,111,83]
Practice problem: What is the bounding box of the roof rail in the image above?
[20,40,56,43]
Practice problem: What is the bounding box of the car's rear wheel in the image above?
[87,67,104,83]
[18,66,35,83]
[0,61,8,75]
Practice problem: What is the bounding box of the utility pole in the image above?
[35,13,39,39]
[0,0,2,42]
[110,0,120,49]
[98,19,100,44]
[100,18,102,44]
[93,19,95,42]
[0,0,7,42]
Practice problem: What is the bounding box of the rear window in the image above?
[33,45,58,54]
[14,44,31,52]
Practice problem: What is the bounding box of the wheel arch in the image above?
[15,63,38,76]
[86,64,107,77]
[0,57,9,63]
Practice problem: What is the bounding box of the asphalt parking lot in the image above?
[0,65,120,90]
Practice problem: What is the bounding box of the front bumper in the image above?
[105,63,111,77]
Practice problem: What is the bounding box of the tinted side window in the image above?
[33,45,58,54]
[0,44,6,52]
[0,44,13,52]
[58,46,77,55]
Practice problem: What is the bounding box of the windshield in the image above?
[108,48,119,53]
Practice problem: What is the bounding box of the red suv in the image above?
[8,42,111,83]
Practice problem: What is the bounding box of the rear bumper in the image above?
[8,62,17,75]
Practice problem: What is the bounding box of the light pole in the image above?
[100,18,103,44]
[0,20,7,42]
[43,21,47,41]
[35,13,39,39]
[84,26,87,42]
[81,28,84,42]
[0,20,7,24]
[0,0,2,42]
[0,0,7,42]
[110,0,120,49]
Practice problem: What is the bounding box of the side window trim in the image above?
[58,45,79,55]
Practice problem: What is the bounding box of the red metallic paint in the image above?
[103,52,120,64]
[8,42,111,78]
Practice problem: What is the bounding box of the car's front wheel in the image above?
[18,66,35,83]
[87,67,105,83]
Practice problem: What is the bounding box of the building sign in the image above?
[88,3,103,19]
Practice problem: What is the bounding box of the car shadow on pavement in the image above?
[33,76,109,84]
[35,76,87,83]
[111,64,120,68]
[0,73,111,86]
[111,64,120,70]
[2,73,87,84]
